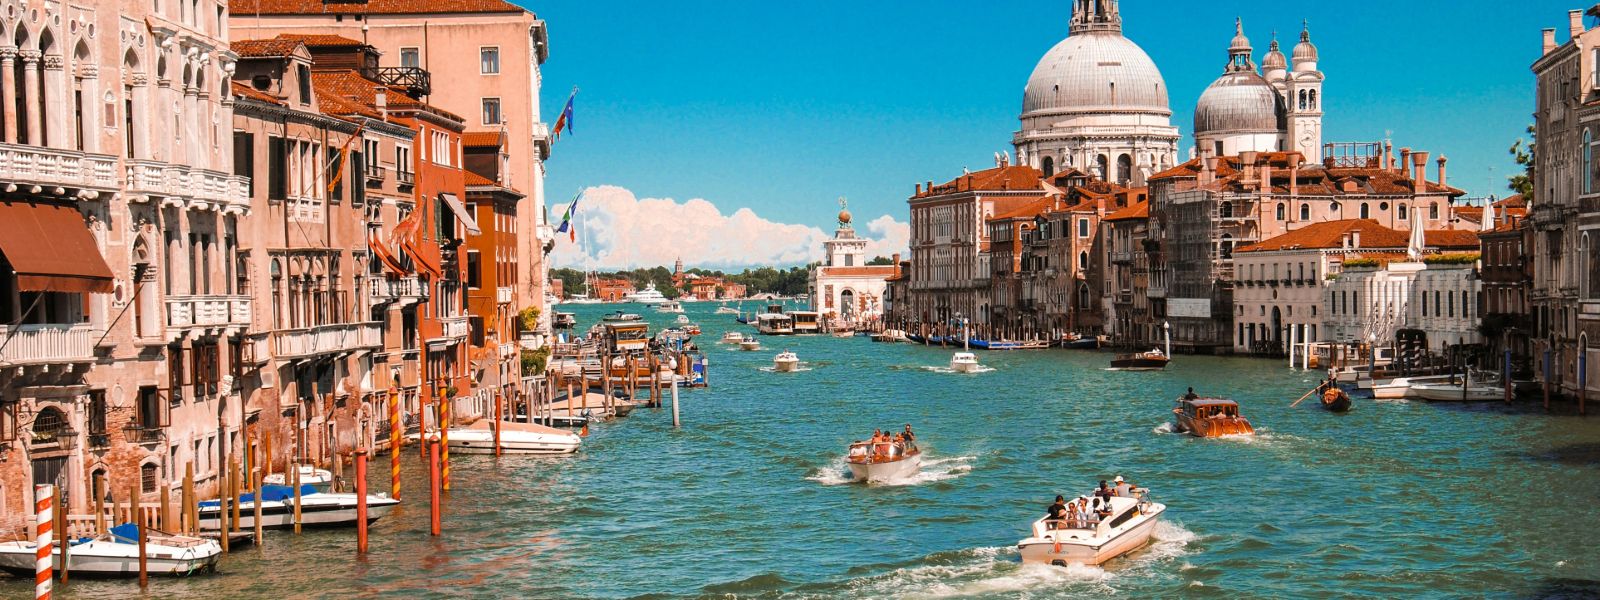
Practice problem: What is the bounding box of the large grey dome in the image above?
[1022,31,1171,117]
[1194,71,1285,135]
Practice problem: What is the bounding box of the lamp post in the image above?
[1163,320,1171,357]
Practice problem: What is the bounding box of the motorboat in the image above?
[682,324,702,336]
[984,339,1051,350]
[872,329,909,343]
[739,336,762,351]
[1017,489,1166,566]
[197,485,399,530]
[773,351,800,372]
[446,419,581,455]
[1060,333,1106,349]
[263,464,335,493]
[1411,372,1505,402]
[552,312,578,330]
[657,301,685,314]
[722,331,745,344]
[1320,388,1352,412]
[1372,375,1452,399]
[0,524,222,577]
[714,303,740,315]
[675,314,691,324]
[602,311,644,323]
[624,283,669,305]
[949,352,982,373]
[1111,349,1169,371]
[756,313,795,335]
[1172,396,1254,437]
[844,439,921,483]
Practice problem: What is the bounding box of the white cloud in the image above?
[548,185,908,270]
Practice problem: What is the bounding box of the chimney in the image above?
[1351,230,1361,248]
[1544,28,1558,55]
[1260,159,1273,193]
[1436,155,1448,189]
[374,86,388,120]
[891,253,901,278]
[1341,233,1350,251]
[1289,158,1299,197]
[1201,156,1220,185]
[915,183,922,195]
[1571,9,1585,37]
[1240,151,1259,183]
[1412,151,1429,193]
[1399,147,1411,177]
[1385,141,1395,171]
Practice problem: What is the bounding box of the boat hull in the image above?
[949,361,981,373]
[1111,357,1168,370]
[846,454,921,483]
[445,428,581,455]
[1173,411,1254,437]
[1412,384,1503,402]
[0,540,221,577]
[1321,390,1352,412]
[1018,504,1165,566]
[199,496,398,530]
[773,359,800,372]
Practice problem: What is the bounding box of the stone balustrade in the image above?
[272,322,383,359]
[0,144,118,192]
[0,323,95,366]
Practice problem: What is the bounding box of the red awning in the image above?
[0,200,114,293]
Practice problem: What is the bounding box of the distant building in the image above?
[1103,197,1155,345]
[1477,205,1532,364]
[593,278,636,302]
[809,202,895,326]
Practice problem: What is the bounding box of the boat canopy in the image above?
[197,484,318,508]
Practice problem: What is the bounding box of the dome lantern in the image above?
[1292,21,1319,71]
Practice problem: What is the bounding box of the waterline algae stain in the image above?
[32,302,1600,599]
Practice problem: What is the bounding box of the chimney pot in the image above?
[1352,231,1361,248]
[915,183,922,195]
[1437,155,1448,189]
[1399,147,1412,176]
[1571,9,1584,37]
[1412,151,1430,193]
[1544,28,1559,55]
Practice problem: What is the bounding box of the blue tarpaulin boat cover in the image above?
[198,484,320,508]
[109,522,140,544]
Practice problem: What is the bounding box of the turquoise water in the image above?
[32,301,1600,599]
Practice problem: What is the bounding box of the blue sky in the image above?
[532,0,1564,267]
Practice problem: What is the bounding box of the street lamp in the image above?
[1163,320,1171,356]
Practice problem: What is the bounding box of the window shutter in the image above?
[351,150,365,206]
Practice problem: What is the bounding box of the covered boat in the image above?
[197,485,398,530]
[1411,373,1504,402]
[845,440,921,483]
[1111,349,1169,370]
[773,351,800,372]
[1017,491,1166,566]
[721,330,745,343]
[1371,374,1452,399]
[446,420,581,455]
[1172,397,1254,437]
[871,329,909,343]
[263,464,334,492]
[0,524,221,577]
[950,352,982,373]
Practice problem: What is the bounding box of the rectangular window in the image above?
[296,64,312,105]
[466,250,481,288]
[482,98,501,125]
[268,136,287,199]
[1078,218,1089,238]
[400,47,420,68]
[233,131,254,196]
[480,47,500,74]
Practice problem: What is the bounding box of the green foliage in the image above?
[1344,258,1380,269]
[521,347,551,376]
[553,262,817,297]
[550,268,588,295]
[1508,123,1534,198]
[1422,253,1480,265]
[518,306,541,332]
[867,256,895,266]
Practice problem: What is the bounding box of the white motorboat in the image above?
[1371,375,1452,399]
[1017,491,1166,567]
[714,304,740,315]
[624,284,669,305]
[845,441,921,483]
[773,351,800,372]
[263,464,335,493]
[675,314,692,325]
[950,352,982,373]
[0,525,221,577]
[740,336,762,351]
[197,485,399,530]
[657,301,685,314]
[1411,374,1505,402]
[755,312,795,335]
[721,331,745,344]
[446,420,582,455]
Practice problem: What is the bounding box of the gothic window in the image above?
[1275,203,1285,220]
[1041,156,1054,177]
[1360,203,1370,219]
[1586,129,1594,195]
[1220,201,1232,219]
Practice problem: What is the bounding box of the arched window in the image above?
[1116,154,1133,186]
[1077,284,1089,308]
[32,407,68,445]
[1220,234,1234,259]
[1309,90,1318,110]
[1220,201,1232,219]
[1359,203,1370,219]
[1398,204,1408,221]
[141,462,159,493]
[1041,156,1054,177]
[1095,154,1109,180]
[1298,90,1307,110]
[1299,204,1310,221]
[1586,129,1594,195]
[1275,203,1285,220]
[1078,251,1088,270]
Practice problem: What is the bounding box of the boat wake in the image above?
[1151,422,1176,434]
[921,366,997,374]
[756,366,815,373]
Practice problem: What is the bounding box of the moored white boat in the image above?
[0,525,221,577]
[446,420,581,455]
[197,485,398,530]
[950,352,982,373]
[657,301,685,314]
[263,464,335,492]
[872,329,909,343]
[1017,492,1166,566]
[1411,374,1505,401]
[844,441,921,482]
[1371,375,1452,399]
[773,351,800,372]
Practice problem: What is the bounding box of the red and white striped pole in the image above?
[34,484,53,600]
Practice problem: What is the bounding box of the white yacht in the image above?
[446,420,581,455]
[722,330,745,344]
[1372,374,1452,399]
[1017,489,1166,566]
[0,525,222,577]
[657,300,685,314]
[739,336,762,351]
[624,283,669,305]
[1411,372,1505,401]
[198,487,399,530]
[950,352,982,373]
[773,351,800,372]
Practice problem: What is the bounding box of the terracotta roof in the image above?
[818,266,896,277]
[272,33,365,47]
[917,165,1043,198]
[1150,153,1467,197]
[231,80,284,106]
[231,0,525,16]
[462,131,505,148]
[1237,219,1482,253]
[464,171,495,187]
[1104,200,1149,221]
[1424,229,1482,250]
[232,38,304,58]
[987,196,1054,221]
[308,70,462,121]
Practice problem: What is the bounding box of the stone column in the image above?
[0,47,16,144]
[21,50,41,145]
[130,74,149,159]
[42,54,65,149]
[76,65,99,152]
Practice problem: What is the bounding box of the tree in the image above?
[867,256,895,266]
[550,267,587,295]
[1508,123,1534,198]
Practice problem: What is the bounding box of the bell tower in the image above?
[1286,22,1324,162]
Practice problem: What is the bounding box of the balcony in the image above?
[396,170,415,187]
[0,323,95,366]
[165,295,251,335]
[531,122,551,160]
[361,66,431,98]
[272,322,382,360]
[497,286,514,305]
[121,424,164,445]
[0,143,118,192]
[428,315,469,347]
[370,275,428,305]
[124,159,250,214]
[365,164,386,187]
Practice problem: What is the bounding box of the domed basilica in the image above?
[1013,2,1327,184]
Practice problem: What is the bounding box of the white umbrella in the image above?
[1406,207,1426,261]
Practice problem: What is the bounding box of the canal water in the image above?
[28,301,1600,599]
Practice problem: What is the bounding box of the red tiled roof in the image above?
[308,70,463,122]
[1424,229,1482,250]
[231,0,525,16]
[917,165,1043,198]
[232,38,304,58]
[462,131,505,148]
[230,80,284,106]
[988,196,1054,221]
[1238,219,1483,253]
[1151,153,1466,197]
[464,171,495,187]
[272,33,364,47]
[1104,200,1149,222]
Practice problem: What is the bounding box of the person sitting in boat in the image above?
[1046,495,1069,529]
[1184,387,1199,400]
[848,442,868,461]
[1113,475,1134,497]
[1077,496,1098,527]
[1094,480,1112,502]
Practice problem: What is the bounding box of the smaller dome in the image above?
[1262,38,1287,72]
[1292,26,1318,69]
[1194,71,1286,136]
[1228,18,1252,54]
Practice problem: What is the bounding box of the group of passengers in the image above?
[1045,476,1142,529]
[849,425,917,462]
